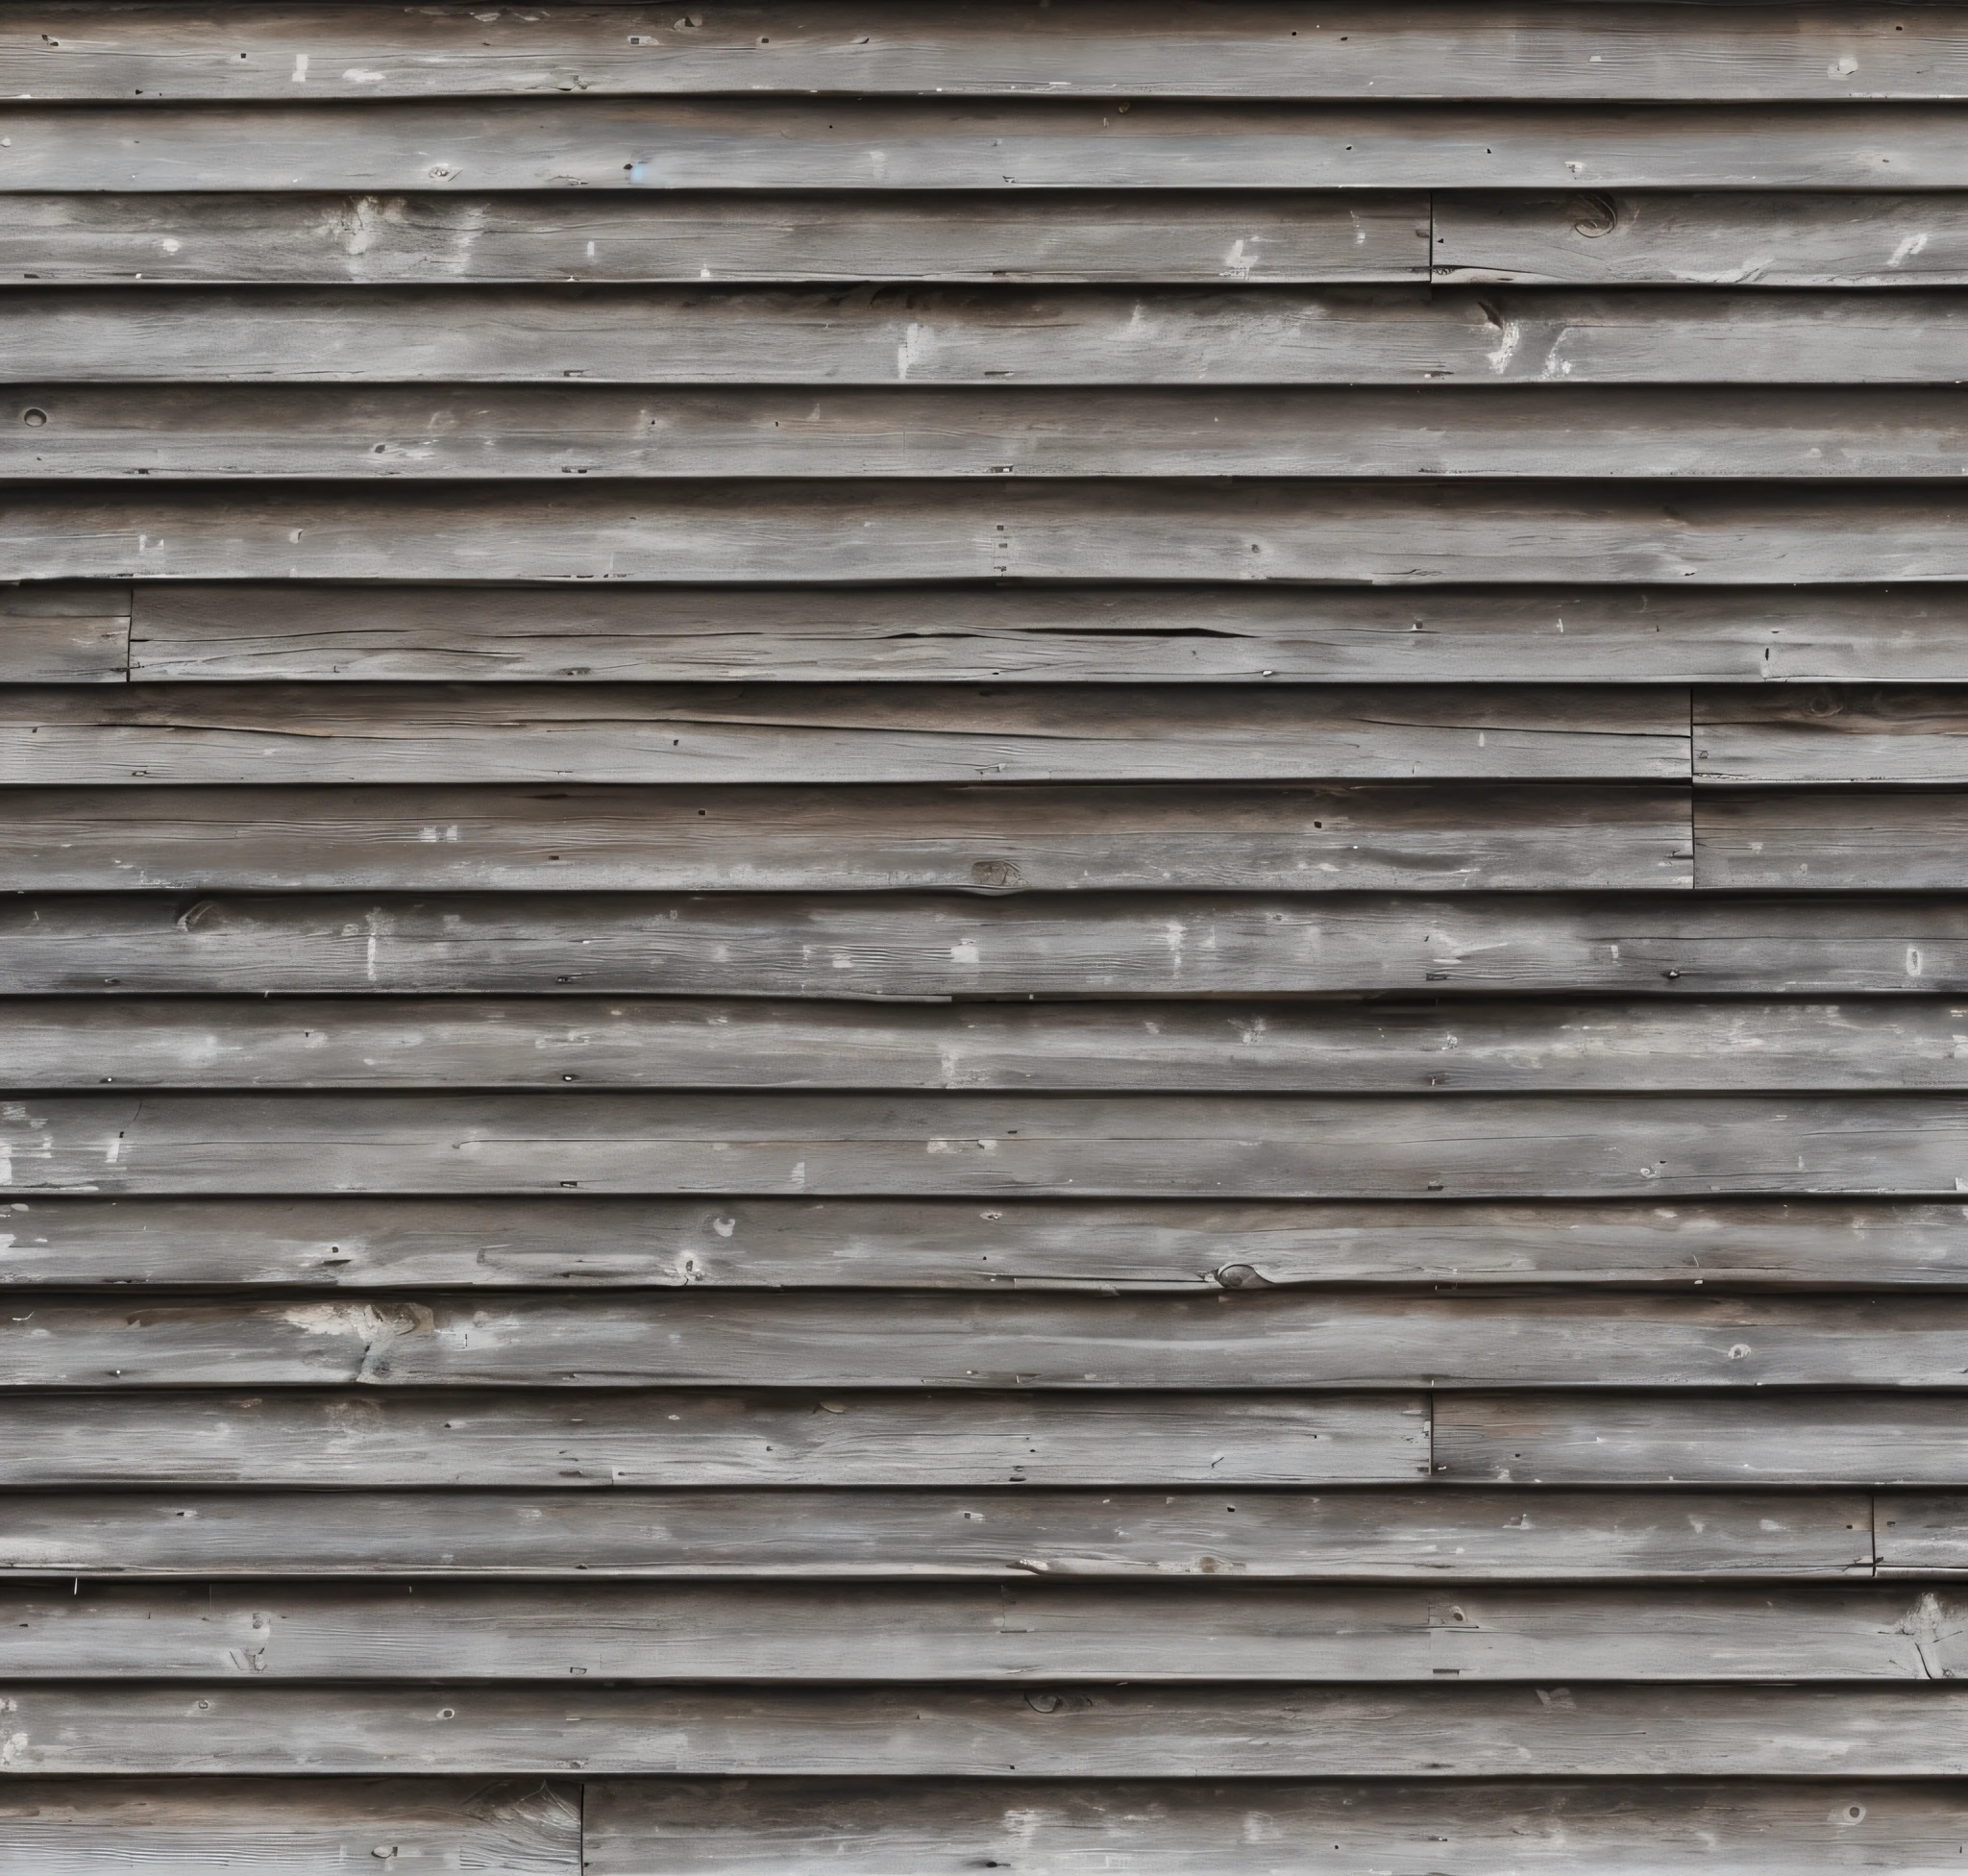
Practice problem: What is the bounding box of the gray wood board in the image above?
[19,1091,1968,1198]
[0,1389,1428,1489]
[123,581,1968,685]
[14,4,1968,101]
[0,1779,578,1876]
[0,580,125,683]
[4,1486,1872,1579]
[23,384,1968,481]
[0,681,1689,785]
[0,780,1695,894]
[1698,789,1968,889]
[1881,1495,1968,1574]
[1700,687,1968,783]
[1439,1392,1968,1485]
[2,1579,1949,1682]
[13,1194,1968,1291]
[1435,192,1968,286]
[13,892,1968,997]
[3,1682,1964,1778]
[28,484,1968,583]
[5,101,1968,190]
[32,997,1968,1094]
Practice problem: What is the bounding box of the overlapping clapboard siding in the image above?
[7,5,1968,1873]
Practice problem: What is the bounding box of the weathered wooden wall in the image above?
[6,3,1968,1869]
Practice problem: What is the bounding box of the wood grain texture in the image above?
[125,580,1968,685]
[1700,687,1968,784]
[15,4,1968,102]
[14,1194,1968,1291]
[0,1390,1428,1488]
[585,1779,1968,1876]
[0,781,1695,894]
[0,1779,578,1876]
[5,99,1968,191]
[1439,1392,1968,1485]
[1697,788,1968,889]
[1435,191,1968,286]
[3,1682,1964,1778]
[16,1091,1968,1198]
[5,1486,1870,1579]
[1880,1494,1968,1574]
[4,1580,1948,1682]
[13,892,1968,998]
[0,581,126,682]
[0,682,1689,785]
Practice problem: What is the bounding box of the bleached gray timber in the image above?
[0,581,126,682]
[1699,687,1968,783]
[1879,1495,1968,1573]
[1697,788,1968,887]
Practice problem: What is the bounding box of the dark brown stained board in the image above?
[2,1486,1875,1579]
[1700,687,1968,783]
[122,580,1968,685]
[3,1580,1952,1682]
[585,1779,1968,1876]
[16,5,1968,101]
[1698,788,1968,888]
[33,385,1968,481]
[34,998,1968,1095]
[0,1779,580,1876]
[0,1390,1429,1489]
[6,1683,1968,1779]
[23,1091,1968,1198]
[0,781,1696,894]
[1439,1392,1968,1485]
[12,1294,1968,1392]
[11,100,1968,191]
[1881,1495,1968,1573]
[16,892,1968,998]
[0,683,1691,786]
[15,1195,1968,1291]
[0,581,126,682]
[1435,191,1968,286]
[39,484,1968,584]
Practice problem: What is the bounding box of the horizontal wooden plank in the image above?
[0,781,1694,894]
[1439,1392,1968,1485]
[1700,687,1968,784]
[587,1779,1968,1876]
[5,100,1967,191]
[1881,1494,1968,1574]
[1436,191,1968,286]
[2,1683,1963,1778]
[0,1389,1425,1488]
[25,385,1968,481]
[123,580,1968,685]
[0,580,125,682]
[0,1779,577,1875]
[17,5,1968,103]
[15,1092,1968,1198]
[38,998,1968,1095]
[3,1579,1946,1682]
[0,682,1689,786]
[15,892,1968,998]
[29,484,1968,584]
[5,1486,1870,1579]
[14,1195,1968,1291]
[11,1293,1965,1391]
[1698,788,1968,889]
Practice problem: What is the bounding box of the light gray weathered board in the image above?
[1700,687,1968,783]
[1698,788,1968,888]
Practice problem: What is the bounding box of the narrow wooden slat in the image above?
[1880,1495,1968,1574]
[0,1390,1427,1488]
[12,892,1968,998]
[6,1486,1871,1579]
[24,385,1968,481]
[0,781,1694,894]
[0,1779,579,1876]
[3,1683,1964,1778]
[1698,788,1968,889]
[123,580,1968,686]
[0,581,126,682]
[0,194,1433,286]
[2,1580,1944,1682]
[1699,687,1968,784]
[15,5,1968,102]
[4,100,1966,191]
[584,1778,1968,1876]
[1436,191,1968,286]
[1438,1392,1968,1485]
[15,1194,1968,1291]
[26,484,1968,584]
[14,1092,1968,1199]
[0,682,1689,786]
